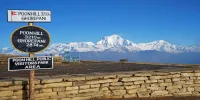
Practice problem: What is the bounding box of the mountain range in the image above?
[1,34,200,64]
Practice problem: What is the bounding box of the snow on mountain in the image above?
[0,47,21,55]
[138,40,183,53]
[1,47,12,53]
[67,42,99,52]
[96,34,141,52]
[186,44,200,52]
[45,42,99,53]
[96,34,140,48]
[1,34,199,55]
[97,34,135,47]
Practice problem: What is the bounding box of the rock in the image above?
[90,84,100,88]
[137,91,150,97]
[125,85,140,90]
[134,81,144,85]
[123,82,133,86]
[79,85,90,89]
[127,89,138,94]
[164,79,171,83]
[159,83,172,86]
[86,79,118,85]
[134,73,152,76]
[40,88,52,93]
[188,87,195,92]
[53,87,66,92]
[110,82,123,86]
[109,86,124,90]
[181,73,195,77]
[35,92,57,98]
[44,82,72,88]
[112,90,126,95]
[79,88,99,93]
[122,77,148,82]
[66,86,79,91]
[145,80,157,83]
[172,78,181,82]
[151,91,168,96]
[124,94,137,98]
[41,78,63,84]
[0,81,13,86]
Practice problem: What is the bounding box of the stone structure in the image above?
[1,69,200,100]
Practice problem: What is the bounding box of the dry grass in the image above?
[121,61,199,67]
[53,56,63,62]
[81,60,115,64]
[0,54,17,57]
[81,60,200,67]
[81,60,103,63]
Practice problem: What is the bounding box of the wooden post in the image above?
[28,22,35,100]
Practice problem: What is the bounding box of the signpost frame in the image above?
[8,10,52,100]
[28,22,35,100]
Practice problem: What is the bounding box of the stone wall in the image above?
[1,69,200,100]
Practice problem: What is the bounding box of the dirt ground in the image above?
[0,61,197,78]
[91,96,200,100]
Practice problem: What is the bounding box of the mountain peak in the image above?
[108,34,121,38]
[157,40,169,43]
[154,40,171,45]
[158,40,166,42]
[96,34,133,47]
[102,34,123,41]
[142,40,169,45]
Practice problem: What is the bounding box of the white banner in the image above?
[8,10,51,22]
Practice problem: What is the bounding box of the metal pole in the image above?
[28,22,35,100]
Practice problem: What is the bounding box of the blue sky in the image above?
[0,0,200,48]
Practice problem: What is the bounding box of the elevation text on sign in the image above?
[11,26,50,53]
[8,10,51,22]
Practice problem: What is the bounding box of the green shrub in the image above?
[119,59,128,62]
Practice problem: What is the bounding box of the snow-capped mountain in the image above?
[1,34,199,55]
[0,47,19,55]
[96,34,141,52]
[138,40,184,53]
[47,42,98,53]
[186,45,200,52]
[97,34,136,47]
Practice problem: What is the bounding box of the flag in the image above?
[11,11,17,15]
